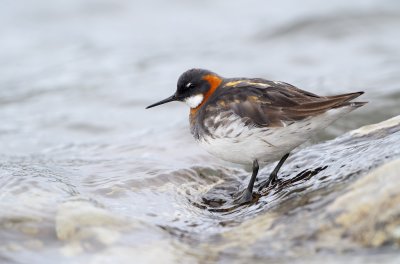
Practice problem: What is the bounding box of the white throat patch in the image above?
[185,94,204,108]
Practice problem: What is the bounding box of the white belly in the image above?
[197,107,354,165]
[198,126,300,165]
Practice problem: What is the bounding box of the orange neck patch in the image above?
[190,74,222,115]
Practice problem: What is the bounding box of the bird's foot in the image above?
[259,173,278,191]
[237,189,253,204]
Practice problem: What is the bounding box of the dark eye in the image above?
[185,82,195,88]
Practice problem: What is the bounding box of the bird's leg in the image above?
[262,153,290,189]
[238,159,259,204]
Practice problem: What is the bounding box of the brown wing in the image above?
[212,79,364,127]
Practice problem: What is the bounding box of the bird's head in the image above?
[146,68,222,109]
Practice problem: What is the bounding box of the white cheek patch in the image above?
[185,94,204,108]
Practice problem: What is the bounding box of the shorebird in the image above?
[147,69,366,203]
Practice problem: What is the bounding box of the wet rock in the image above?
[55,197,161,258]
[56,198,131,242]
[321,158,400,248]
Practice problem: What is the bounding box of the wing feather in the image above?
[211,79,364,127]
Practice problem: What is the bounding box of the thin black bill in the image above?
[146,95,177,109]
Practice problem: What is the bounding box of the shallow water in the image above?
[1,0,400,263]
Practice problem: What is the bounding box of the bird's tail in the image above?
[327,91,368,108]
